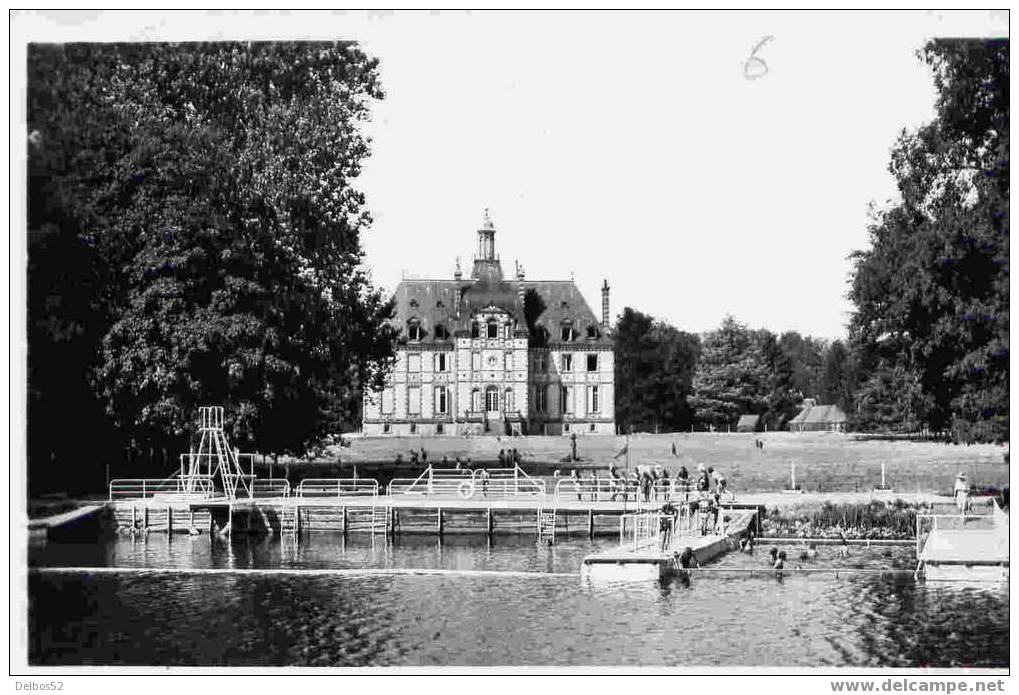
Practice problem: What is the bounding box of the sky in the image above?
[344,10,1008,339]
[10,10,1009,341]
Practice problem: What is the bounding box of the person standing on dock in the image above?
[570,468,582,501]
[677,466,690,499]
[479,467,490,497]
[498,449,507,466]
[954,472,970,515]
[659,502,678,551]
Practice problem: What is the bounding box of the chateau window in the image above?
[435,386,448,414]
[560,324,576,342]
[407,386,421,416]
[471,388,481,412]
[471,321,480,338]
[505,352,514,371]
[408,320,422,341]
[434,324,449,340]
[381,388,394,415]
[410,423,417,434]
[408,353,422,373]
[383,422,391,434]
[533,326,549,347]
[586,325,598,340]
[561,385,574,414]
[588,385,600,413]
[535,352,548,372]
[487,319,499,339]
[505,389,515,413]
[471,351,481,371]
[562,353,573,372]
[485,386,500,412]
[436,423,444,435]
[586,354,598,372]
[435,353,448,372]
[534,386,547,413]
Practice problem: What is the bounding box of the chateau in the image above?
[362,211,615,436]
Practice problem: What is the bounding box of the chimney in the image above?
[601,279,610,330]
[516,262,526,305]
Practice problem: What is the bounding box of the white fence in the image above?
[618,505,697,554]
[296,478,379,498]
[554,478,696,502]
[109,477,215,501]
[387,466,545,499]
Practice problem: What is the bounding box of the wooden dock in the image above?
[108,494,765,540]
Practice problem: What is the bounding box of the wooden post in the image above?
[132,505,137,530]
[167,506,173,534]
[588,509,594,539]
[341,506,347,536]
[437,508,444,537]
[487,507,494,537]
[189,510,195,531]
[208,510,214,535]
[143,505,149,530]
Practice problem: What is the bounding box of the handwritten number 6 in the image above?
[744,35,773,81]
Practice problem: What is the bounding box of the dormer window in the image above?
[408,319,422,341]
[586,325,598,340]
[487,319,499,339]
[434,324,449,340]
[560,322,576,342]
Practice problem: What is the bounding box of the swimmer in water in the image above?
[676,546,699,570]
[774,550,786,570]
[800,543,819,561]
[769,546,779,564]
[739,536,755,553]
[836,533,850,558]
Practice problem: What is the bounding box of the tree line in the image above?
[613,39,1008,443]
[612,310,856,434]
[27,43,396,493]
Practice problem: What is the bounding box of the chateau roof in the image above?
[391,276,609,346]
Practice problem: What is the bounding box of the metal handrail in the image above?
[297,478,379,498]
[619,505,697,554]
[250,478,291,499]
[387,476,546,499]
[554,478,696,502]
[108,477,215,501]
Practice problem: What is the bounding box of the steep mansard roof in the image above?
[390,275,610,346]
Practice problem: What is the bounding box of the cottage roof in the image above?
[788,403,848,425]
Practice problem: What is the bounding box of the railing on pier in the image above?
[554,478,696,503]
[250,478,291,498]
[618,505,697,554]
[387,465,545,499]
[296,478,379,498]
[109,477,215,501]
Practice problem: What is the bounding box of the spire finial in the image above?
[482,207,494,230]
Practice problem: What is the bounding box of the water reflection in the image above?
[28,534,1008,667]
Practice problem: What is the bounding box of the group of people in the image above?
[673,463,730,500]
[498,448,522,467]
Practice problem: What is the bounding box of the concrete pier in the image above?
[581,510,758,582]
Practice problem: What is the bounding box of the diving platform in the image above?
[916,504,1009,582]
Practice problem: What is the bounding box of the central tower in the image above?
[472,208,503,281]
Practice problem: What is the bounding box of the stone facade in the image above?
[362,211,615,436]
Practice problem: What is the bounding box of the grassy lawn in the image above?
[339,432,1008,494]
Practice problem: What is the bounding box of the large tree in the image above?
[27,43,395,490]
[613,308,700,433]
[689,316,772,428]
[848,39,1008,442]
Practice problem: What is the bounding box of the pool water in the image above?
[26,534,1009,667]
